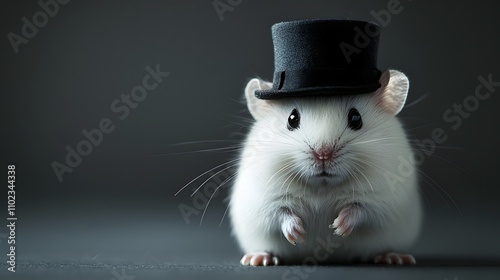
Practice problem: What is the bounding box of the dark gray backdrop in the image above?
[1,0,500,279]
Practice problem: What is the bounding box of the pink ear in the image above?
[245,78,273,121]
[375,70,409,116]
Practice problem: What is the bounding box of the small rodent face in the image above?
[244,70,410,189]
[253,95,395,186]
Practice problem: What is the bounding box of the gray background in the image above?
[1,0,500,279]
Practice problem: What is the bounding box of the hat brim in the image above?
[254,83,381,100]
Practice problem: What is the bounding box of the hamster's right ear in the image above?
[245,78,273,121]
[375,70,409,116]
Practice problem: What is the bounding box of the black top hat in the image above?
[255,19,382,99]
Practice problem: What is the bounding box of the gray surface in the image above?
[1,263,500,280]
[1,0,500,279]
[0,210,499,279]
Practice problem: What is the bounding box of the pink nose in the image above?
[312,147,335,161]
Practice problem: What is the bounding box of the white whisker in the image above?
[190,163,239,197]
[200,172,237,226]
[174,159,239,196]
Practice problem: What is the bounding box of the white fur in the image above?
[229,70,422,264]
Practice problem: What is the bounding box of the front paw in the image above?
[240,252,280,266]
[329,204,361,237]
[281,214,307,245]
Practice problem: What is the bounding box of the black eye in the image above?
[287,109,300,131]
[348,108,362,130]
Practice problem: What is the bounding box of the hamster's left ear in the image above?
[375,70,409,116]
[245,78,273,121]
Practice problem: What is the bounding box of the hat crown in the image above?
[272,19,380,71]
[255,19,383,99]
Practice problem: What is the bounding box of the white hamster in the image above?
[229,70,422,266]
